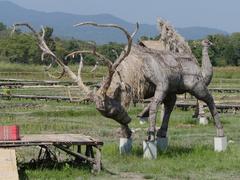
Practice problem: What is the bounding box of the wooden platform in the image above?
[0,134,103,173]
[0,149,19,180]
[0,134,103,147]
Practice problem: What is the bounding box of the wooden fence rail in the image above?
[0,93,239,112]
[0,79,239,93]
[0,80,98,88]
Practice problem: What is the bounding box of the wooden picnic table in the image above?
[0,134,104,173]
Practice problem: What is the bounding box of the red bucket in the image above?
[0,125,20,141]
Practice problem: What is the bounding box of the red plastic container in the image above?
[0,125,20,141]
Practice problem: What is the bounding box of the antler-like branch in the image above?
[87,41,99,73]
[112,49,119,59]
[78,54,83,80]
[44,61,66,79]
[87,41,97,54]
[74,22,139,68]
[65,50,113,67]
[13,24,64,66]
[74,22,139,96]
[12,23,90,94]
[91,62,99,73]
[13,22,138,99]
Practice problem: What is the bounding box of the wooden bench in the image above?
[0,134,103,173]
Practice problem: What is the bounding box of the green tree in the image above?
[0,33,41,64]
[0,22,6,31]
[229,33,240,66]
[98,42,124,62]
[42,26,56,52]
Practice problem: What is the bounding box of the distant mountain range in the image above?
[0,1,228,44]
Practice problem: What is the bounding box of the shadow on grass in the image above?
[162,144,212,158]
[220,119,231,125]
[30,109,98,118]
[182,118,198,125]
[129,144,194,158]
[132,145,143,157]
[130,143,211,158]
[18,159,91,180]
[161,146,194,157]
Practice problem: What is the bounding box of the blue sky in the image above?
[1,0,239,32]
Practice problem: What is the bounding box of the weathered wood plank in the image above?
[0,79,98,87]
[0,134,103,173]
[0,149,19,180]
[0,134,103,147]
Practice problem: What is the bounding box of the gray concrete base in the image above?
[157,137,168,151]
[139,117,148,125]
[199,116,208,125]
[119,138,132,154]
[214,136,227,152]
[143,140,157,159]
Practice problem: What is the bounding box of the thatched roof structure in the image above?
[139,17,193,55]
[139,40,165,51]
[138,18,199,64]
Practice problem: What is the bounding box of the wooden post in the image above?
[85,145,94,158]
[66,87,73,102]
[92,146,102,174]
[77,145,81,153]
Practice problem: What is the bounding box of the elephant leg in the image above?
[137,103,150,118]
[148,87,167,141]
[191,85,224,136]
[157,94,176,138]
[121,124,132,138]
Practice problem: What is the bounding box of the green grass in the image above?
[0,63,239,179]
[213,67,240,79]
[0,62,107,81]
[0,62,239,84]
[210,67,240,88]
[0,98,240,179]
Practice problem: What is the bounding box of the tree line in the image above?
[0,22,239,66]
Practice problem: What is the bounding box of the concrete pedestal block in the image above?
[157,137,168,151]
[119,138,132,154]
[143,140,157,159]
[214,136,227,152]
[199,116,208,125]
[139,117,148,125]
